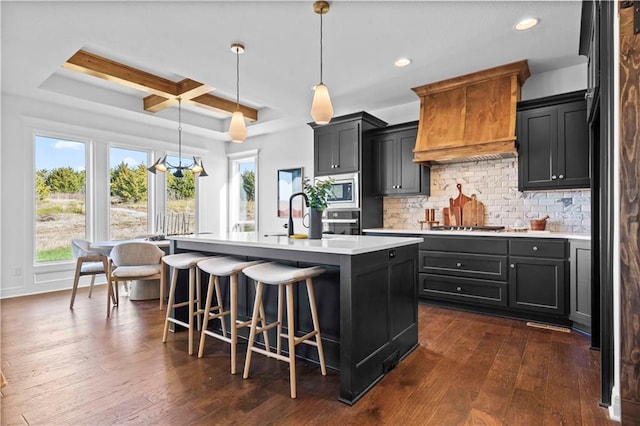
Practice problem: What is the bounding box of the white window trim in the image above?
[227,149,259,233]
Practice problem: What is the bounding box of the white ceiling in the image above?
[1,0,586,142]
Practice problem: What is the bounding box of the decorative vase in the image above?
[308,208,324,239]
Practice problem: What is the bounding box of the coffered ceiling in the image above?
[1,1,586,142]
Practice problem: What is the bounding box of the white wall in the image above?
[0,93,226,298]
[225,124,314,234]
[521,63,587,100]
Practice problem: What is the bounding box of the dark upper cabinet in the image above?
[310,112,387,176]
[314,121,359,175]
[370,122,430,196]
[579,0,600,122]
[517,91,591,191]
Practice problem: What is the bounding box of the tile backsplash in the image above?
[383,158,590,233]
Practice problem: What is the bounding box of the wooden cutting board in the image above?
[449,184,471,225]
[462,194,485,227]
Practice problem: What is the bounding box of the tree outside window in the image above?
[34,135,86,262]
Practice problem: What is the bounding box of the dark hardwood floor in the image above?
[1,285,613,425]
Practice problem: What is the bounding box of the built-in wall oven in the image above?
[316,172,359,210]
[322,209,360,235]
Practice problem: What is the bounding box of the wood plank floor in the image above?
[1,285,614,425]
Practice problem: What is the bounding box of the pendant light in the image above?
[311,1,334,125]
[228,43,247,143]
[148,98,208,178]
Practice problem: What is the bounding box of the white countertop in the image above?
[363,228,591,241]
[169,232,423,255]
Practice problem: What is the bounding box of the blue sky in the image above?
[35,136,148,170]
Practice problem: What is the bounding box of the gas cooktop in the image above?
[430,225,505,232]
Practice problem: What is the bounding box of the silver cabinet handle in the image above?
[456,262,462,267]
[456,286,462,292]
[510,264,515,268]
[533,246,538,251]
[551,175,557,180]
[559,174,564,179]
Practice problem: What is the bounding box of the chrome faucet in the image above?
[288,192,309,237]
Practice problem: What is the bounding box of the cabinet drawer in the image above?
[419,251,507,281]
[420,274,507,307]
[509,239,566,259]
[420,236,508,255]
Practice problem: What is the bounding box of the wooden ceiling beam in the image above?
[143,79,213,112]
[64,50,178,97]
[63,49,258,121]
[191,94,259,122]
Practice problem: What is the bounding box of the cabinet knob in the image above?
[551,175,557,180]
[456,286,462,292]
[335,164,339,168]
[559,174,564,179]
[398,185,401,189]
[330,165,335,168]
[510,264,515,268]
[533,246,538,251]
[456,262,462,267]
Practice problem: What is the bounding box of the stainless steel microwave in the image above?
[316,172,359,209]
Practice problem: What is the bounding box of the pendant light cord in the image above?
[236,48,240,111]
[177,98,182,168]
[319,8,324,84]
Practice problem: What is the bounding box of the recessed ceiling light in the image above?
[514,17,540,31]
[394,57,412,68]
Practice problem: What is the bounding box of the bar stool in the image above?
[196,257,269,374]
[161,252,213,355]
[242,262,326,399]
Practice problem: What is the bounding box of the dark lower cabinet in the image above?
[368,232,571,324]
[508,256,566,315]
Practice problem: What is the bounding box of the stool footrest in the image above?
[248,346,288,362]
[167,317,190,330]
[201,329,233,344]
[293,330,318,346]
[173,299,200,309]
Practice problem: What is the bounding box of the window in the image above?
[34,135,87,262]
[165,155,196,235]
[229,152,257,232]
[109,147,149,240]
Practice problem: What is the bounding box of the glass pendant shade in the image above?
[311,83,334,125]
[229,111,247,143]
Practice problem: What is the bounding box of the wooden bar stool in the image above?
[161,252,213,355]
[242,262,326,399]
[196,257,269,374]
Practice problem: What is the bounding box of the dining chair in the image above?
[69,239,110,309]
[107,242,165,317]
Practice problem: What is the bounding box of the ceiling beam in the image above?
[63,50,258,120]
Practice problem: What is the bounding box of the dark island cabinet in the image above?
[370,122,430,196]
[517,91,590,191]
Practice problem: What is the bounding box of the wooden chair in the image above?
[69,239,110,309]
[107,242,164,317]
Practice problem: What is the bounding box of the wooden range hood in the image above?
[411,60,530,164]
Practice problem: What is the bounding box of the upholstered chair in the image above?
[107,242,164,317]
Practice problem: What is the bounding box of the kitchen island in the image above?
[168,233,422,405]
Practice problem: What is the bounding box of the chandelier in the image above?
[148,98,208,178]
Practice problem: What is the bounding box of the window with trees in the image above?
[34,135,87,262]
[165,155,196,235]
[229,152,257,232]
[109,147,149,240]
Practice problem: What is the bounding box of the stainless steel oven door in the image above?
[316,172,359,209]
